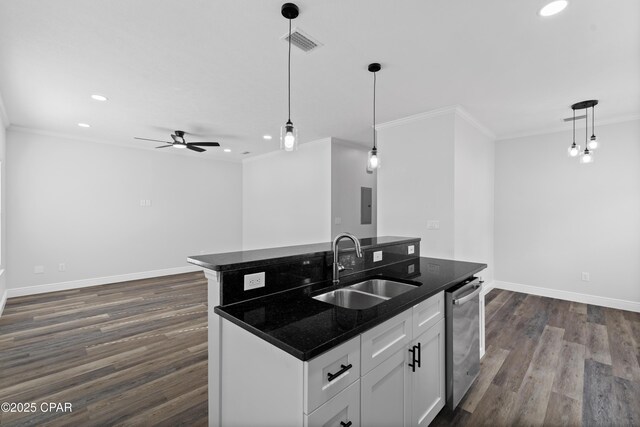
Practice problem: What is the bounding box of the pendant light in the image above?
[588,105,600,150]
[567,108,580,157]
[280,3,299,152]
[568,100,598,164]
[367,63,381,171]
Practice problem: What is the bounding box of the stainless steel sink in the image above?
[313,289,388,310]
[313,279,417,310]
[345,279,416,298]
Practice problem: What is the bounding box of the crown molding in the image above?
[375,105,458,131]
[7,125,242,163]
[375,104,496,140]
[454,106,496,140]
[0,92,9,127]
[496,114,640,141]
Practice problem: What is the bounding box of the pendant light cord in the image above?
[592,105,595,135]
[373,71,377,150]
[572,109,575,143]
[288,18,292,123]
[585,107,588,147]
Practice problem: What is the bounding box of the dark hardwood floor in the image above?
[433,289,640,427]
[2,275,639,426]
[0,272,208,426]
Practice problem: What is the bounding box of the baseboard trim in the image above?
[0,289,7,318]
[493,280,640,313]
[7,265,202,298]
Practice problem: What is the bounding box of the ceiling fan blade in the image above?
[135,137,171,143]
[188,142,220,147]
[156,145,174,149]
[187,145,206,153]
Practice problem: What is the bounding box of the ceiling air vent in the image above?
[281,28,323,53]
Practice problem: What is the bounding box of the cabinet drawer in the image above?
[361,308,412,375]
[304,379,360,427]
[412,291,444,338]
[304,336,360,414]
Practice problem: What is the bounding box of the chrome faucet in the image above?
[332,232,363,285]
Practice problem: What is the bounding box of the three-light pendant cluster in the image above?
[568,100,600,164]
[280,3,382,170]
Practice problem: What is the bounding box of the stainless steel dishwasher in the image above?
[445,276,483,410]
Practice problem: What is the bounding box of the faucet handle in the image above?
[337,263,346,272]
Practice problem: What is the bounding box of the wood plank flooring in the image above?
[2,276,639,426]
[433,289,640,427]
[0,272,208,427]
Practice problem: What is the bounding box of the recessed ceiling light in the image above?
[78,123,91,128]
[263,135,272,140]
[91,94,108,101]
[539,0,568,17]
[223,148,232,153]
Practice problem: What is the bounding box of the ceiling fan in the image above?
[134,130,220,152]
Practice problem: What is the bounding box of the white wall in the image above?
[242,138,332,250]
[377,110,456,258]
[494,119,640,304]
[377,108,495,277]
[331,140,377,239]
[454,115,495,282]
[6,128,243,292]
[0,105,6,313]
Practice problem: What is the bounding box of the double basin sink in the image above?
[313,279,417,310]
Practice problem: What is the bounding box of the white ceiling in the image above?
[0,0,638,159]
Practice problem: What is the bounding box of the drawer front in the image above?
[412,291,444,338]
[361,308,412,375]
[304,336,361,414]
[305,379,360,427]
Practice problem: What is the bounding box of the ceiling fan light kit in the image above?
[134,130,220,153]
[568,100,599,164]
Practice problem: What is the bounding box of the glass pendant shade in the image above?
[367,148,380,170]
[567,143,580,157]
[579,148,594,164]
[588,135,599,150]
[280,121,298,152]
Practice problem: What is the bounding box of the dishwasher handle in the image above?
[452,282,483,305]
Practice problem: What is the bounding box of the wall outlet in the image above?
[334,217,342,225]
[244,272,265,291]
[408,264,415,274]
[139,199,152,207]
[373,251,383,262]
[34,265,44,274]
[427,220,440,230]
[58,263,66,272]
[408,245,415,255]
[581,272,590,282]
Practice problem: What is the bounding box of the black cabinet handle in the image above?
[327,364,352,382]
[408,344,421,372]
[340,422,352,427]
[416,343,421,368]
[408,346,417,372]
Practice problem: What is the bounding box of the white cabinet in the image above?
[218,291,446,427]
[361,347,411,427]
[305,380,361,427]
[361,293,445,427]
[409,318,445,427]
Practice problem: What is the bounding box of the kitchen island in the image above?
[188,236,486,426]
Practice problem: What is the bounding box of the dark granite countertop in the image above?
[215,257,486,361]
[188,236,419,272]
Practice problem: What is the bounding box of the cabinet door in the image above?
[361,348,410,427]
[305,380,360,427]
[410,317,445,427]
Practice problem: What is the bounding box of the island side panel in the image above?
[220,318,304,426]
[204,269,221,427]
